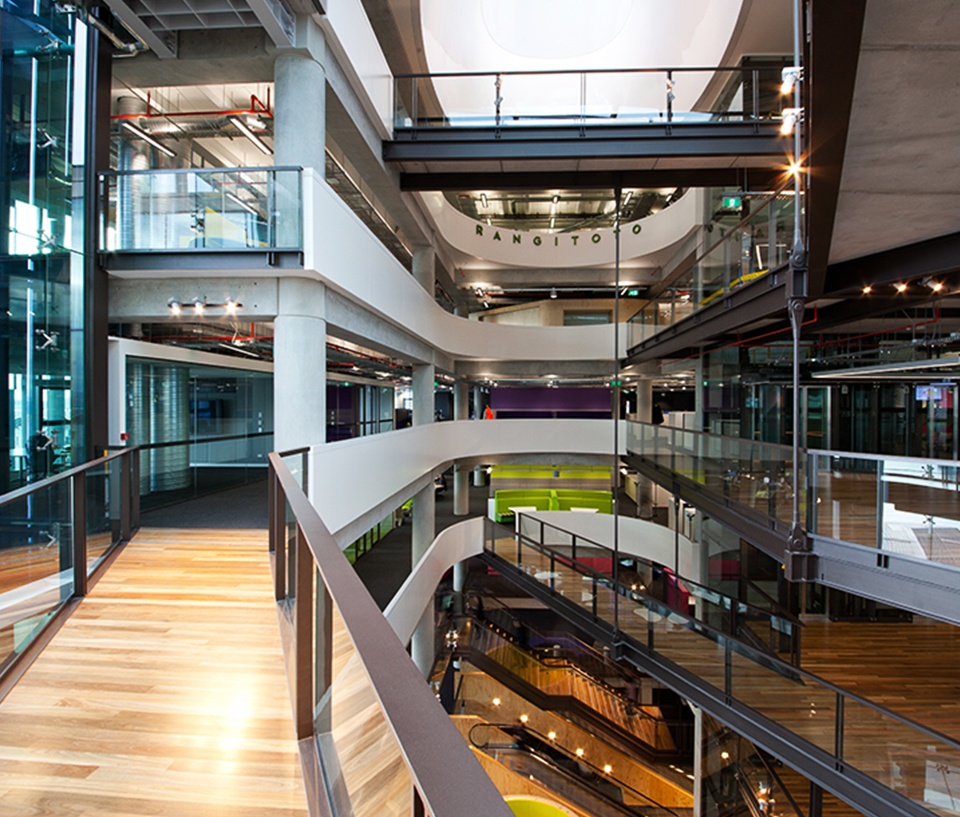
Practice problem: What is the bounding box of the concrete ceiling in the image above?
[828,0,960,265]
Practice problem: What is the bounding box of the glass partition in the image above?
[99,167,302,252]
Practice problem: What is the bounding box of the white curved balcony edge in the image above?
[418,188,702,268]
[310,418,625,540]
[385,517,485,645]
[303,170,626,362]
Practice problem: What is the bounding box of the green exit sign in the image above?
[722,196,742,209]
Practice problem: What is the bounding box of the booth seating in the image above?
[491,489,613,523]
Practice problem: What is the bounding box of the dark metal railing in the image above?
[268,451,513,817]
[0,448,140,700]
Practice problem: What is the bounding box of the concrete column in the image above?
[411,478,436,675]
[454,381,469,420]
[411,601,435,677]
[413,245,436,297]
[412,363,435,426]
[273,24,326,171]
[473,386,483,419]
[692,705,703,817]
[635,379,655,518]
[473,465,485,487]
[411,480,435,564]
[453,463,469,516]
[274,279,327,453]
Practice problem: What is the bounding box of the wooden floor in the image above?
[0,527,307,817]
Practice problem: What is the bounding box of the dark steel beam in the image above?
[385,122,787,163]
[824,232,960,295]
[625,272,788,364]
[400,168,783,192]
[806,0,868,297]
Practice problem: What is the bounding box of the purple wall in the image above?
[490,387,612,419]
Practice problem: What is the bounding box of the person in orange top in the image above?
[483,405,494,419]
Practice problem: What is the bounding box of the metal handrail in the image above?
[0,447,133,508]
[810,447,960,470]
[99,166,304,176]
[496,521,960,754]
[628,419,799,457]
[523,514,801,627]
[395,65,765,79]
[269,452,512,817]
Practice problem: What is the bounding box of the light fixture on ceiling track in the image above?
[229,116,273,156]
[121,121,175,157]
[168,297,243,316]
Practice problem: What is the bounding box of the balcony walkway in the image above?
[0,526,306,817]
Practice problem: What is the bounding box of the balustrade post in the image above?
[71,472,88,598]
[724,641,732,700]
[120,452,132,542]
[834,692,845,764]
[294,523,314,740]
[130,449,140,531]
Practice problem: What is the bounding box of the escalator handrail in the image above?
[471,721,684,817]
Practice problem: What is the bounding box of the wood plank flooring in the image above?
[0,527,307,817]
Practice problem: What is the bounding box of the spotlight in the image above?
[862,286,872,295]
[575,748,584,758]
[895,282,907,293]
[492,697,501,706]
[480,192,487,208]
[603,764,613,774]
[224,299,237,315]
[550,287,557,299]
[932,281,944,292]
[780,66,802,95]
[167,298,181,316]
[547,731,557,740]
[519,714,528,724]
[780,108,802,136]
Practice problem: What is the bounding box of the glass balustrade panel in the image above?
[85,460,120,569]
[0,480,73,673]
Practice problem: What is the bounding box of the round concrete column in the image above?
[274,278,327,453]
[473,465,485,488]
[412,363,435,426]
[412,245,436,297]
[453,463,470,516]
[454,381,469,421]
[411,602,435,677]
[273,36,326,171]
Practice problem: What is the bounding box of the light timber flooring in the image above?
[0,527,307,817]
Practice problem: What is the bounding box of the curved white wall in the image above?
[385,517,485,644]
[303,170,626,362]
[311,418,624,538]
[419,189,701,268]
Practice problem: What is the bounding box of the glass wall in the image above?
[125,358,273,508]
[1,2,89,491]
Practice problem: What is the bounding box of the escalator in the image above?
[469,721,691,817]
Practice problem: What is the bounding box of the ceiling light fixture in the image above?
[862,285,872,295]
[895,282,908,293]
[480,193,487,208]
[226,192,259,217]
[121,121,175,158]
[229,116,273,156]
[167,297,242,316]
[780,66,802,95]
[550,287,557,299]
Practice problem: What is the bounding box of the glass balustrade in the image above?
[0,450,137,681]
[485,515,960,817]
[394,67,779,131]
[626,420,803,531]
[627,186,797,351]
[809,450,960,569]
[99,167,302,252]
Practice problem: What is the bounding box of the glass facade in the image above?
[1,1,88,491]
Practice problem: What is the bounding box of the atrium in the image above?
[0,1,959,816]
